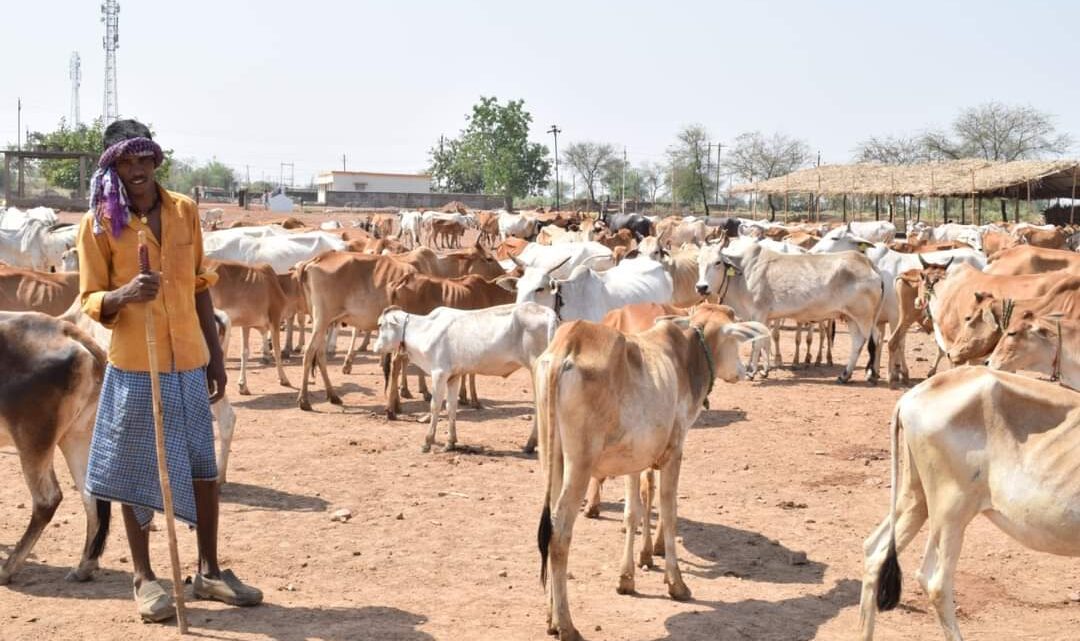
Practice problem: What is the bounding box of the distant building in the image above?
[315,170,431,204]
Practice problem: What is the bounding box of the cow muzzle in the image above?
[696,283,710,295]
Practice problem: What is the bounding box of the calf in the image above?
[534,304,768,640]
[372,303,557,452]
[859,367,1080,641]
[0,312,109,586]
[206,260,291,395]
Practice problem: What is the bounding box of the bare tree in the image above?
[922,102,1072,161]
[668,124,715,214]
[640,162,664,205]
[853,135,928,164]
[725,131,812,219]
[563,141,616,211]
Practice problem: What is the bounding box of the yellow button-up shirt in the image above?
[78,187,219,372]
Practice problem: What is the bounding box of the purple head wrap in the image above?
[89,136,164,237]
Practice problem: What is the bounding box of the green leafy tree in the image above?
[668,124,715,214]
[429,97,550,208]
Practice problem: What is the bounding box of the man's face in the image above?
[114,154,157,197]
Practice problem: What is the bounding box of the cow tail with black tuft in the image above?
[87,499,111,560]
[876,406,903,611]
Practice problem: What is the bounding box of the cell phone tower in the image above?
[69,52,82,126]
[101,0,120,123]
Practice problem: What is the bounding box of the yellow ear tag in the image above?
[726,266,736,276]
[858,242,870,251]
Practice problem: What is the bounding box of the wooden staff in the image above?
[138,231,188,634]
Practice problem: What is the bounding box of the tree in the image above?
[725,131,812,219]
[163,158,237,194]
[640,162,664,205]
[668,124,715,214]
[853,135,928,164]
[600,155,645,207]
[428,97,550,208]
[922,102,1072,161]
[25,118,175,191]
[563,141,616,211]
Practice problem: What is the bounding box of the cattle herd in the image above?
[1,202,1079,640]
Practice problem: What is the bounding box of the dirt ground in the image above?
[4,206,1080,640]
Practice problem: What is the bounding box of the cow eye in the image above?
[535,287,544,293]
[1006,331,1016,337]
[714,260,723,266]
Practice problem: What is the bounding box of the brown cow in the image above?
[0,312,109,586]
[981,228,1020,255]
[206,260,292,395]
[594,227,637,252]
[985,244,1080,275]
[947,275,1080,365]
[431,219,465,249]
[0,266,80,316]
[884,268,942,385]
[371,213,396,239]
[1015,225,1067,249]
[475,211,500,247]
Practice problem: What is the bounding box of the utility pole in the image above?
[342,154,346,171]
[16,97,21,151]
[547,125,562,211]
[715,143,723,204]
[621,146,626,214]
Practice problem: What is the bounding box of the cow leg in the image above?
[638,469,656,568]
[468,374,482,409]
[297,309,339,410]
[658,450,691,601]
[443,376,463,452]
[547,464,591,641]
[617,473,644,595]
[771,321,784,368]
[814,321,826,366]
[57,424,106,583]
[211,396,237,484]
[924,520,971,641]
[416,371,431,402]
[270,320,291,388]
[927,345,947,377]
[422,371,447,453]
[583,477,603,518]
[0,446,62,585]
[359,330,371,353]
[826,320,835,365]
[260,329,272,365]
[793,323,804,369]
[839,319,868,384]
[238,326,252,395]
[342,327,359,374]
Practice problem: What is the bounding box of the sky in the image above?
[3,0,1078,187]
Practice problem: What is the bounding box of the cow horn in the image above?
[944,256,954,268]
[546,256,572,275]
[918,254,929,269]
[510,254,526,268]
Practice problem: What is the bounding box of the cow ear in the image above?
[495,276,519,292]
[721,321,771,344]
[982,306,997,327]
[654,315,689,328]
[974,291,988,303]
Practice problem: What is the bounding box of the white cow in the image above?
[497,242,615,308]
[205,231,346,273]
[371,302,558,453]
[697,239,884,382]
[399,210,423,247]
[0,206,57,230]
[200,208,225,230]
[551,258,674,322]
[202,225,290,252]
[858,366,1080,641]
[0,220,66,271]
[809,227,987,383]
[498,209,539,240]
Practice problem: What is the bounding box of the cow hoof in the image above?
[522,442,537,455]
[470,402,484,411]
[420,442,433,454]
[653,541,666,557]
[759,369,770,380]
[668,582,692,601]
[238,385,251,396]
[422,392,433,402]
[584,505,600,519]
[0,571,10,586]
[260,356,271,365]
[638,551,655,569]
[65,566,96,583]
[442,443,457,453]
[558,627,583,641]
[298,399,312,411]
[836,375,850,384]
[341,363,353,375]
[280,378,292,388]
[327,394,342,406]
[616,575,636,595]
[386,410,397,421]
[400,388,414,399]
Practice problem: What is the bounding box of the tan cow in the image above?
[919,263,1074,362]
[990,314,1078,389]
[0,312,109,586]
[534,304,769,640]
[0,266,80,315]
[985,244,1080,275]
[859,366,1080,641]
[206,260,292,395]
[1015,225,1067,249]
[475,211,501,247]
[884,268,942,385]
[980,228,1020,255]
[430,218,465,249]
[371,213,396,239]
[947,276,1080,365]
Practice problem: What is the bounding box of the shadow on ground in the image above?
[650,578,860,641]
[221,482,330,513]
[186,603,434,641]
[677,517,826,585]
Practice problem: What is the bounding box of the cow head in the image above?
[695,242,740,298]
[686,303,771,383]
[988,311,1063,376]
[498,255,571,309]
[947,292,1011,365]
[371,307,409,355]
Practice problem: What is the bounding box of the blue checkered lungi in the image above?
[86,365,218,528]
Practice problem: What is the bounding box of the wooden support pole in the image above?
[1013,197,1019,223]
[1072,166,1077,225]
[842,194,847,222]
[1026,180,1032,223]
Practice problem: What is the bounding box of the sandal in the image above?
[134,579,176,623]
[193,569,263,606]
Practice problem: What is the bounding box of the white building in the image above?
[315,170,432,204]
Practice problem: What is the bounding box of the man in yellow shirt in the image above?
[78,119,261,622]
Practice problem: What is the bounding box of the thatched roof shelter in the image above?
[731,159,1080,200]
